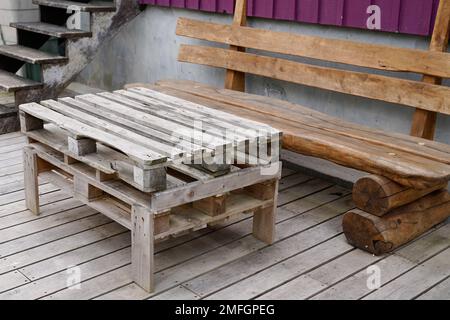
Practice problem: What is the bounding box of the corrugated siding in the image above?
[139,0,440,36]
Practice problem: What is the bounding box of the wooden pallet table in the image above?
[18,87,282,292]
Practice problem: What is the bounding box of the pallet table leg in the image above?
[96,170,116,182]
[64,155,78,165]
[154,211,171,235]
[133,166,167,191]
[23,146,40,215]
[73,176,104,201]
[251,180,279,245]
[67,137,97,156]
[131,205,155,293]
[193,194,227,216]
[19,111,44,133]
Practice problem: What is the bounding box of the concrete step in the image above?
[0,70,43,92]
[0,45,68,64]
[10,22,92,39]
[32,0,116,12]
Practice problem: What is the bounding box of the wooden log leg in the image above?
[343,190,450,255]
[131,205,155,293]
[251,180,279,245]
[353,175,447,216]
[23,146,40,215]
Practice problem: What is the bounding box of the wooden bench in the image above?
[130,0,450,255]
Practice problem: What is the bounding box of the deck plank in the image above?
[363,248,450,300]
[95,191,352,300]
[0,190,71,218]
[45,185,350,299]
[417,276,450,300]
[0,214,111,259]
[308,224,450,300]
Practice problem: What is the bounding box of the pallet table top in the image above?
[18,87,282,192]
[19,87,280,165]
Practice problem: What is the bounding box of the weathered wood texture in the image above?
[411,0,450,139]
[131,205,155,292]
[152,80,450,189]
[224,0,246,92]
[343,190,450,255]
[178,44,450,116]
[0,131,448,300]
[352,175,447,216]
[19,88,281,192]
[172,0,450,192]
[177,17,450,79]
[23,146,40,215]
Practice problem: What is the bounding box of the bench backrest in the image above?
[176,0,450,141]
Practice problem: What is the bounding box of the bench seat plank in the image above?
[156,80,450,163]
[150,80,450,189]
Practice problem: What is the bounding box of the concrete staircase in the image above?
[0,0,141,133]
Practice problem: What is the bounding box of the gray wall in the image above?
[0,0,39,45]
[78,6,450,144]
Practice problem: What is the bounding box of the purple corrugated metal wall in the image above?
[139,0,440,36]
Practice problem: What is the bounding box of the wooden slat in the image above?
[100,90,251,145]
[150,163,281,212]
[59,97,206,158]
[124,87,279,137]
[74,94,231,152]
[178,45,450,116]
[41,99,187,160]
[155,193,272,241]
[177,17,450,80]
[19,103,166,166]
[410,0,450,139]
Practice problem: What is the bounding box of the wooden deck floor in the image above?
[0,132,448,300]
